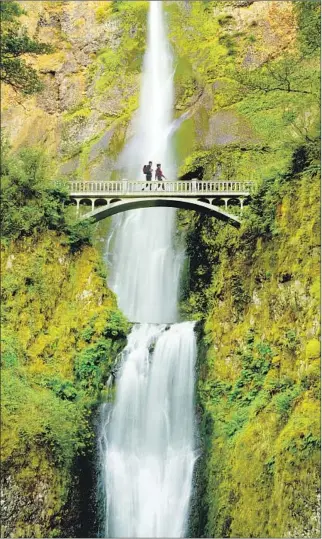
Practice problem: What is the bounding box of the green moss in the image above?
[173,117,196,165]
[63,106,91,122]
[183,144,320,537]
[1,232,129,537]
[95,2,112,23]
[306,339,320,360]
[94,1,148,96]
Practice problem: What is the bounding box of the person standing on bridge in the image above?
[155,163,166,190]
[143,161,153,190]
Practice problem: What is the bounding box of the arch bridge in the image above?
[68,180,253,228]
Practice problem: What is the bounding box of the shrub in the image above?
[1,141,93,252]
[272,386,300,418]
[42,377,78,401]
[74,339,112,391]
[103,311,131,339]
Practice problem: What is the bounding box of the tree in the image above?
[235,54,318,96]
[0,1,52,94]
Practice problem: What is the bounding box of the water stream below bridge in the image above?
[98,3,197,536]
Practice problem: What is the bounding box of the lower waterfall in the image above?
[99,323,197,537]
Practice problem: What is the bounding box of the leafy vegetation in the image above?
[167,0,320,182]
[182,140,320,538]
[174,3,320,537]
[1,230,130,537]
[0,136,129,537]
[0,140,92,251]
[0,1,52,94]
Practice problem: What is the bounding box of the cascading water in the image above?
[99,3,197,537]
[108,0,180,325]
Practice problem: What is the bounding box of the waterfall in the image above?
[99,3,197,537]
[107,0,179,325]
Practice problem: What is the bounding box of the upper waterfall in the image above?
[107,1,181,324]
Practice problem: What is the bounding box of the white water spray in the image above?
[99,3,197,537]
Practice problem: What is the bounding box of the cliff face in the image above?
[1,233,130,538]
[1,1,320,538]
[170,3,320,537]
[3,1,316,184]
[183,164,320,538]
[2,1,148,179]
[2,1,304,180]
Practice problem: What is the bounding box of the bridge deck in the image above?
[69,180,253,198]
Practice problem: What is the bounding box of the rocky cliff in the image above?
[3,1,312,181]
[1,231,130,537]
[182,156,320,538]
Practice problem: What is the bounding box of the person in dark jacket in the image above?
[155,163,166,190]
[142,161,153,190]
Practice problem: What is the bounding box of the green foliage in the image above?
[0,1,25,21]
[74,339,112,391]
[95,2,112,22]
[272,386,300,418]
[0,140,93,251]
[103,310,131,339]
[184,145,320,537]
[111,0,125,13]
[1,369,89,466]
[1,225,129,537]
[295,1,321,56]
[240,136,321,243]
[42,377,78,401]
[178,30,321,536]
[63,220,93,253]
[223,408,248,438]
[306,338,320,359]
[1,144,67,238]
[0,1,52,94]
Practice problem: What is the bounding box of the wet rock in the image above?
[36,73,60,114]
[91,156,116,182]
[60,52,79,76]
[59,73,85,112]
[205,110,256,147]
[89,129,115,163]
[60,113,106,157]
[60,155,80,175]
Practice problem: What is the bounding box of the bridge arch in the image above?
[78,197,92,206]
[109,198,122,204]
[94,199,108,208]
[79,197,241,228]
[198,198,210,204]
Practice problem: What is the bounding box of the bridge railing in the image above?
[69,180,253,195]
